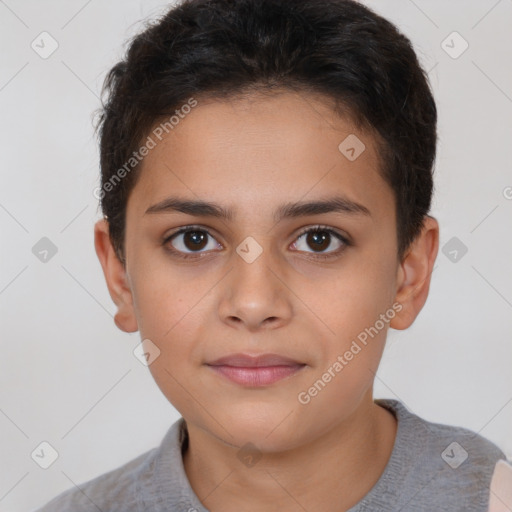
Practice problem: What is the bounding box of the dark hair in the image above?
[95,0,437,265]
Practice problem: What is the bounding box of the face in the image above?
[96,90,436,452]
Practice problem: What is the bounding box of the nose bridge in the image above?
[234,238,277,290]
[218,236,292,330]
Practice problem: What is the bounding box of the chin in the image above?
[212,405,303,452]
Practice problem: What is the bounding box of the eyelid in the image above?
[294,224,351,245]
[163,224,219,243]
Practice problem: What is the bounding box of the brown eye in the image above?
[168,228,220,254]
[305,230,331,252]
[183,230,208,251]
[292,227,347,256]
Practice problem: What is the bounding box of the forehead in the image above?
[127,90,394,223]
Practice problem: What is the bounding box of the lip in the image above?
[206,353,306,387]
[207,353,303,367]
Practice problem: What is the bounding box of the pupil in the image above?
[307,230,329,252]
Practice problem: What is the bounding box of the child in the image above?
[36,0,508,510]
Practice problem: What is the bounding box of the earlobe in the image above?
[390,216,439,330]
[94,218,138,333]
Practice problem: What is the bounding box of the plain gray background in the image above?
[0,1,511,510]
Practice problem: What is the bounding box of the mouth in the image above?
[205,353,306,387]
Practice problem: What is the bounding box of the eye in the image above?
[164,226,221,258]
[290,225,349,258]
[163,224,350,260]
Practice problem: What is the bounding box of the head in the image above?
[94,0,439,451]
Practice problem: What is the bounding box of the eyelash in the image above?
[162,224,351,261]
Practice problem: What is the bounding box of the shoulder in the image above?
[377,398,507,511]
[34,447,159,512]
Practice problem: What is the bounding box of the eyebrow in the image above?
[144,195,371,222]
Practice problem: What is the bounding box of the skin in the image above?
[94,89,439,512]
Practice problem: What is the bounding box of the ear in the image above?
[94,218,138,333]
[390,216,439,330]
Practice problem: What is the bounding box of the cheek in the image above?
[129,251,214,340]
[308,258,396,339]
[133,271,210,413]
[298,254,396,399]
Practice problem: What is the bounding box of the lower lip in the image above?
[207,364,305,386]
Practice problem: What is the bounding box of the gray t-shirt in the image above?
[35,398,507,511]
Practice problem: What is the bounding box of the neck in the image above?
[182,392,398,512]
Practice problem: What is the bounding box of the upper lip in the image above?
[206,353,304,367]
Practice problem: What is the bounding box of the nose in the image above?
[218,246,293,332]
